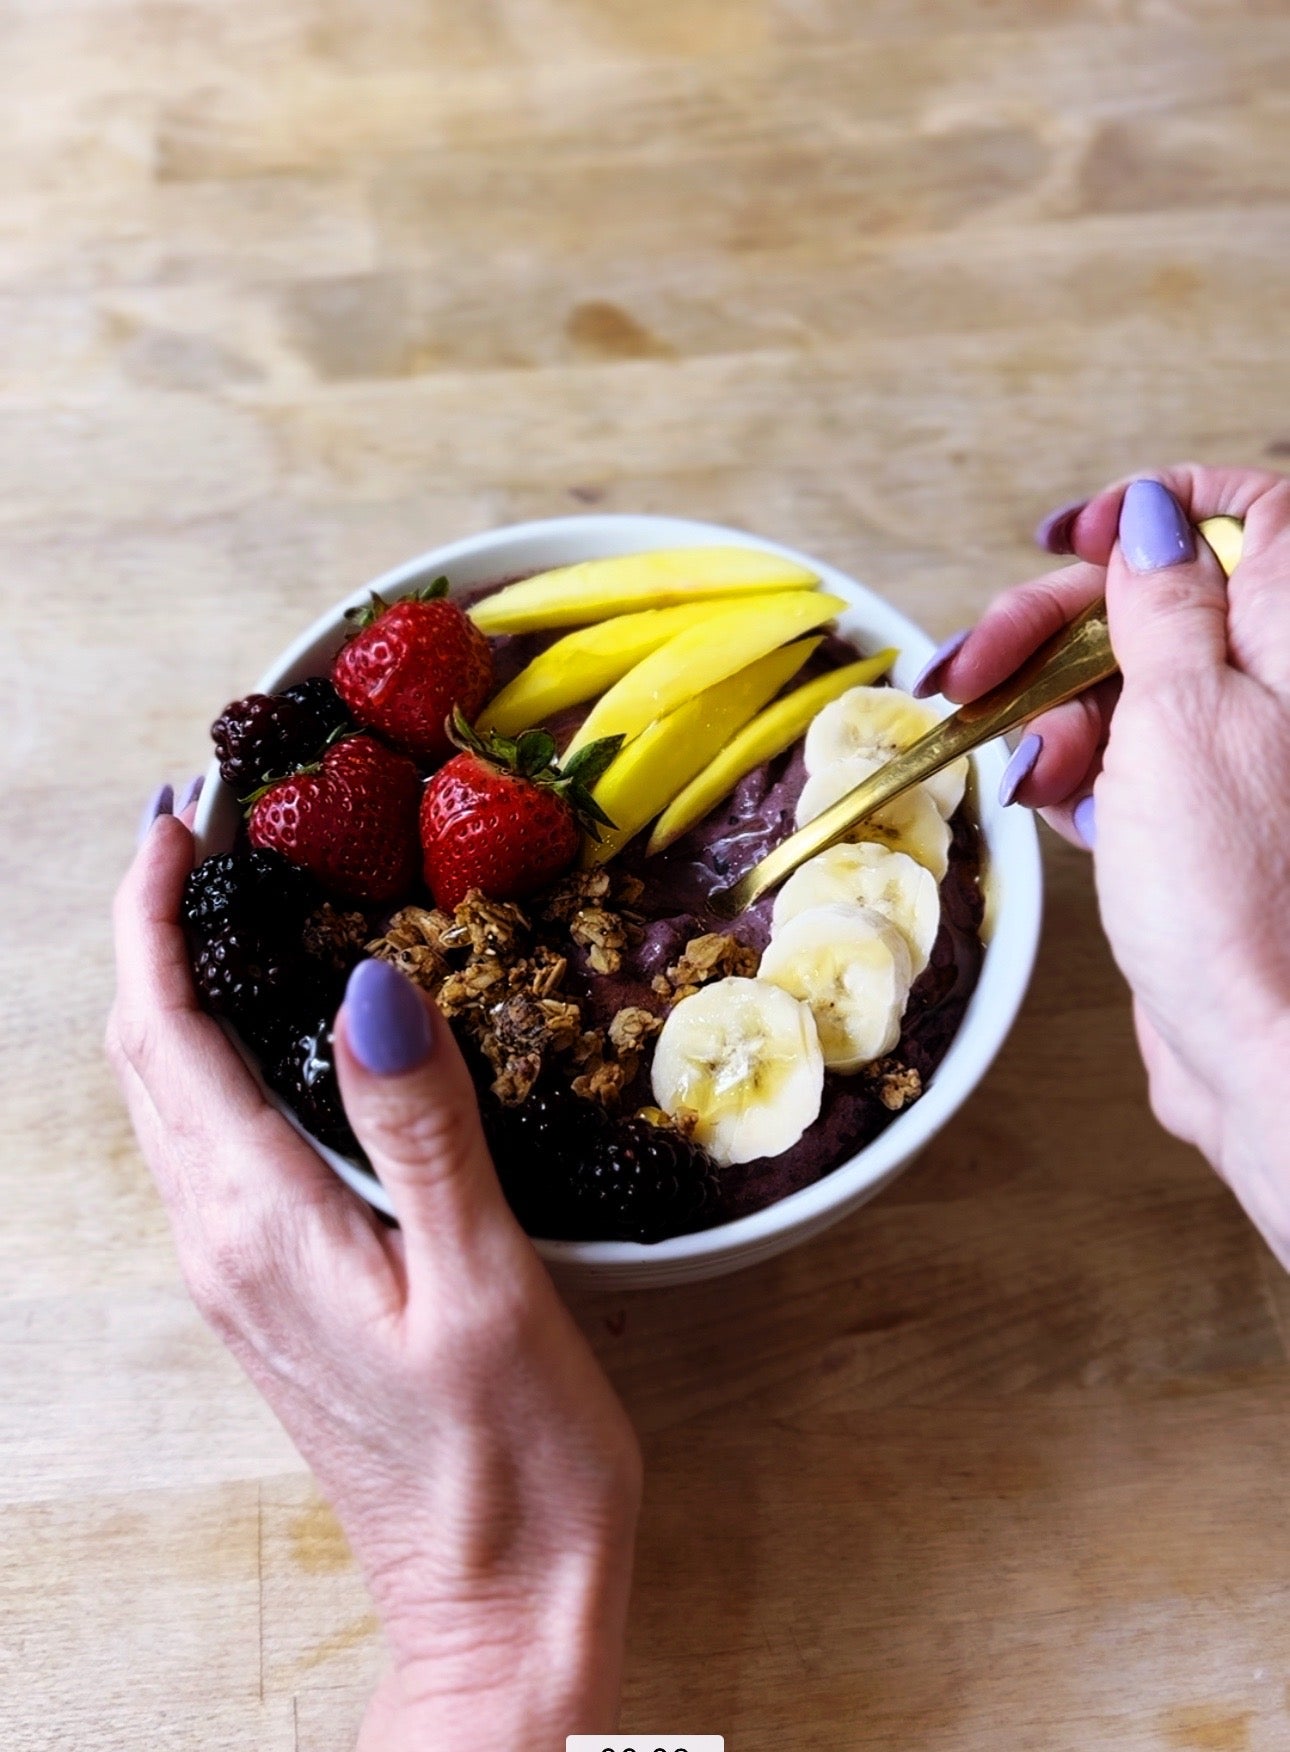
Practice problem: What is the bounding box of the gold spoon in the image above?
[710,515,1245,919]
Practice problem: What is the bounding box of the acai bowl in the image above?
[192,514,1042,1289]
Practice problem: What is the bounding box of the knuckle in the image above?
[991,580,1066,650]
[111,1008,155,1080]
[179,1204,277,1330]
[985,581,1038,626]
[364,1087,483,1177]
[1136,571,1203,622]
[207,1225,272,1305]
[179,1241,233,1330]
[182,1261,237,1336]
[1255,477,1290,535]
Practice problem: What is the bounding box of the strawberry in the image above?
[420,712,624,911]
[331,578,493,764]
[247,734,422,905]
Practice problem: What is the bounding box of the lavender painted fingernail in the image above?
[1118,480,1195,573]
[137,781,174,842]
[999,733,1042,807]
[1074,795,1096,848]
[345,959,434,1077]
[1034,498,1087,555]
[178,773,204,812]
[911,629,970,700]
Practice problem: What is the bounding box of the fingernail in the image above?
[1073,795,1096,848]
[178,773,204,812]
[344,959,434,1077]
[999,732,1042,807]
[911,629,970,700]
[1118,479,1195,573]
[137,781,174,843]
[1034,498,1087,555]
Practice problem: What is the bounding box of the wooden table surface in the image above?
[4,3,1290,1748]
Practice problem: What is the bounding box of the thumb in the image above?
[1105,479,1230,686]
[334,957,511,1255]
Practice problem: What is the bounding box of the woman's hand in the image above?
[918,465,1290,1268]
[106,807,641,1750]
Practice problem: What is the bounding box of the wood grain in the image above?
[2,2,1288,1747]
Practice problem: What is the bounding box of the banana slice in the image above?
[770,841,941,977]
[794,756,951,883]
[803,685,968,819]
[651,976,825,1167]
[759,903,912,1073]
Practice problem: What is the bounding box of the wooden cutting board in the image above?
[2,2,1288,1747]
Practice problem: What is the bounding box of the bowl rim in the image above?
[195,512,1043,1275]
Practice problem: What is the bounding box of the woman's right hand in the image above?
[921,465,1290,1269]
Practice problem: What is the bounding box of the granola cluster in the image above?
[650,930,759,1004]
[862,1057,923,1112]
[534,867,644,975]
[367,874,660,1108]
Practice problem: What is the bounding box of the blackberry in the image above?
[181,848,320,939]
[484,1089,720,1243]
[482,1082,611,1237]
[191,925,341,1051]
[211,677,350,794]
[183,852,363,1057]
[493,1081,610,1157]
[190,923,302,1028]
[265,1015,360,1158]
[563,1117,721,1244]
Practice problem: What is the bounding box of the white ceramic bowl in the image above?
[195,514,1042,1289]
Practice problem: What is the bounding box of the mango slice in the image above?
[646,649,897,855]
[468,546,820,635]
[565,590,848,757]
[585,640,819,866]
[477,600,742,737]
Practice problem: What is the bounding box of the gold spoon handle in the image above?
[711,515,1243,918]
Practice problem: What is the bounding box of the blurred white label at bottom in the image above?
[567,1740,723,1751]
